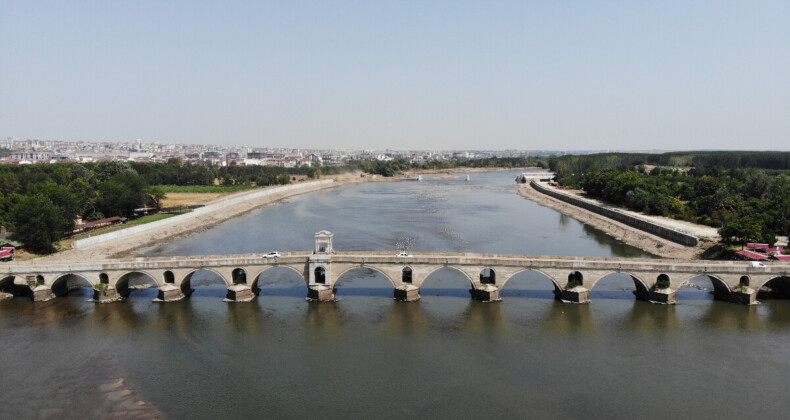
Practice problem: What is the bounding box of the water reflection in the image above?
[155,300,196,333]
[30,295,92,329]
[461,301,507,337]
[304,302,344,339]
[92,301,143,332]
[700,302,765,331]
[384,302,429,336]
[581,224,655,258]
[624,303,682,332]
[226,302,264,334]
[762,301,790,328]
[558,213,570,229]
[541,303,597,334]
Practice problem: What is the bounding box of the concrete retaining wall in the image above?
[530,181,698,246]
[73,180,335,249]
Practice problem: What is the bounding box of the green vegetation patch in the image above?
[126,210,191,225]
[157,185,256,193]
[550,151,790,246]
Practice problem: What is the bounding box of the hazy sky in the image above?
[1,1,788,150]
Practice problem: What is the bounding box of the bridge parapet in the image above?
[1,248,788,305]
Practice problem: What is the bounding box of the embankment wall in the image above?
[73,180,335,249]
[530,180,698,246]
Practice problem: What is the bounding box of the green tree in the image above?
[719,217,762,245]
[0,172,20,195]
[9,194,66,253]
[69,163,93,181]
[96,172,147,217]
[68,178,98,218]
[144,186,166,209]
[27,182,80,233]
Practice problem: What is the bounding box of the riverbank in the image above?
[518,183,712,259]
[29,172,371,264]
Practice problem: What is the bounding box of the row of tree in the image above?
[549,151,790,176]
[554,159,790,245]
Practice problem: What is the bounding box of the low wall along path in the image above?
[530,180,699,247]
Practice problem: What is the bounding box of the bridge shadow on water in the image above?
[9,273,790,336]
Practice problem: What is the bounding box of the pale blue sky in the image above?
[1,1,788,150]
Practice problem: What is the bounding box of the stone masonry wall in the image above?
[530,180,698,246]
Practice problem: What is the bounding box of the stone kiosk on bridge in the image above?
[306,230,335,301]
[1,231,789,306]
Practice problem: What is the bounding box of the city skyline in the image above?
[1,1,788,150]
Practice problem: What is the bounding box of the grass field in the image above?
[126,210,191,225]
[156,185,256,193]
[161,192,230,207]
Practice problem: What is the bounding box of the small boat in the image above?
[465,175,470,181]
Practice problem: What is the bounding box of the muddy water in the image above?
[3,171,790,418]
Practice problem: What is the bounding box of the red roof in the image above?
[737,250,769,260]
[747,243,769,249]
[774,255,790,261]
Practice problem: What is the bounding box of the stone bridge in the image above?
[1,232,788,305]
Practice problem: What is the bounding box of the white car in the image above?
[263,252,281,259]
[396,252,413,258]
[748,261,766,268]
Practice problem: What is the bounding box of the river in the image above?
[2,170,790,419]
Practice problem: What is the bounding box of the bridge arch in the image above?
[567,271,584,288]
[314,266,327,284]
[0,275,15,291]
[501,269,561,293]
[681,274,731,300]
[479,268,496,285]
[0,275,24,297]
[115,271,159,297]
[251,265,306,293]
[402,267,413,284]
[180,268,230,296]
[589,272,650,299]
[753,275,790,299]
[163,271,175,284]
[334,265,397,288]
[739,276,750,287]
[422,266,474,286]
[231,268,247,285]
[51,273,93,297]
[419,266,476,299]
[655,274,671,289]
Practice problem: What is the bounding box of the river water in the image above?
[2,170,790,419]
